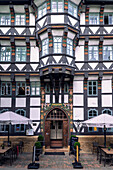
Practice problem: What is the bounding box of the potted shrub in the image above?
[108,146,111,151]
[1,144,5,149]
[74,142,80,149]
[35,141,41,160]
[38,135,44,147]
[70,135,78,152]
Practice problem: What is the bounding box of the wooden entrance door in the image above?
[50,121,63,139]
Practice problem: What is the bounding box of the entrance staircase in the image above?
[45,147,69,152]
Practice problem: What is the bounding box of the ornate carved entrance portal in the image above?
[45,108,68,148]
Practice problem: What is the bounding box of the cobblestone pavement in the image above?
[0,152,113,169]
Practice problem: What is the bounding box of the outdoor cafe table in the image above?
[99,148,113,167]
[0,147,12,166]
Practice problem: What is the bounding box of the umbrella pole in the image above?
[8,124,10,143]
[104,125,106,148]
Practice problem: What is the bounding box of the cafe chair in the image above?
[92,142,99,154]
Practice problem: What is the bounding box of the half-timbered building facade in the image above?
[0,0,113,148]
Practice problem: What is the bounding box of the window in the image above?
[88,46,98,61]
[89,13,99,24]
[51,0,64,12]
[1,82,11,95]
[15,14,25,25]
[103,46,113,60]
[64,83,69,93]
[42,39,49,56]
[68,1,77,17]
[88,109,98,132]
[102,109,113,132]
[15,109,26,132]
[88,81,98,96]
[104,13,113,25]
[45,83,50,93]
[38,3,47,19]
[31,82,40,95]
[16,82,26,95]
[16,47,26,61]
[67,38,73,56]
[0,47,11,61]
[54,37,62,53]
[0,14,10,25]
[0,109,9,132]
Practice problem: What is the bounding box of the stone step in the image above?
[45,147,69,152]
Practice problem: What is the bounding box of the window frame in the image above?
[51,0,64,13]
[103,46,113,61]
[15,109,26,132]
[42,38,49,56]
[45,83,50,93]
[67,38,73,56]
[31,82,40,96]
[1,82,12,96]
[15,46,26,62]
[64,82,69,93]
[103,13,113,25]
[16,82,26,96]
[68,1,77,18]
[88,109,98,132]
[0,14,11,25]
[0,46,11,62]
[53,36,62,53]
[0,109,10,132]
[38,2,47,19]
[88,46,99,61]
[89,13,99,25]
[87,81,98,96]
[15,14,26,25]
[102,109,113,132]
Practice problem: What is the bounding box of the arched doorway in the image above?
[44,108,68,148]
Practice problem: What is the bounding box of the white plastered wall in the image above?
[73,81,83,93]
[75,46,84,61]
[30,108,40,120]
[73,108,84,120]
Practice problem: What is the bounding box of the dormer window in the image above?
[51,0,64,12]
[38,3,47,19]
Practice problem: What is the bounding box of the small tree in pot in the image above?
[38,135,44,147]
[35,141,41,161]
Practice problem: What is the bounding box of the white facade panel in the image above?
[30,98,40,106]
[67,31,75,39]
[75,46,84,61]
[30,13,35,25]
[73,108,84,120]
[102,95,112,107]
[52,30,63,36]
[89,40,99,45]
[51,15,64,24]
[103,40,113,45]
[45,95,50,103]
[30,108,40,120]
[104,5,113,12]
[64,95,68,103]
[1,27,11,34]
[88,76,98,80]
[53,95,55,103]
[80,13,85,25]
[31,122,40,132]
[40,32,48,41]
[38,16,47,28]
[30,77,40,81]
[89,5,100,12]
[73,81,83,93]
[74,76,84,81]
[16,98,26,107]
[15,64,26,71]
[1,64,10,71]
[0,5,10,13]
[1,76,11,81]
[14,5,24,13]
[73,95,83,106]
[59,95,61,103]
[30,47,39,62]
[102,80,112,93]
[15,77,26,81]
[1,40,10,46]
[15,40,26,46]
[1,98,11,107]
[88,98,98,107]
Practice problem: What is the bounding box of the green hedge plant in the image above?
[74,142,80,149]
[38,135,44,141]
[35,141,41,149]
